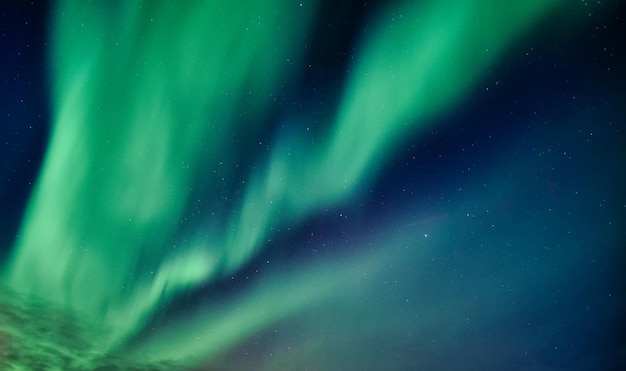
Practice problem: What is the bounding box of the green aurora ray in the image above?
[1,0,594,368]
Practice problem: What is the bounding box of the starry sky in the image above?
[1,0,625,370]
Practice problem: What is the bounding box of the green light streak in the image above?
[218,0,563,271]
[3,0,316,348]
[323,0,558,189]
[127,229,397,366]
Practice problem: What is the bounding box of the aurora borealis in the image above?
[1,0,625,369]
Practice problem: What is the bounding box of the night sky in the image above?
[1,1,625,370]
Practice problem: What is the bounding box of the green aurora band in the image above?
[1,0,578,367]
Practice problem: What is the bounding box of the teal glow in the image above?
[1,0,591,368]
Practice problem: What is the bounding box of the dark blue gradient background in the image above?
[1,1,624,369]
